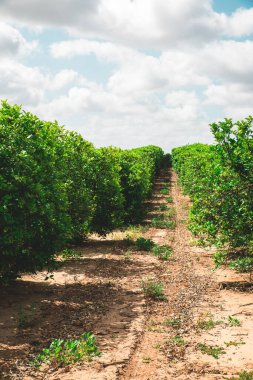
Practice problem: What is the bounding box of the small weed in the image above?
[197,343,225,359]
[171,334,185,346]
[61,248,80,259]
[151,217,176,229]
[147,326,164,332]
[152,245,173,261]
[125,225,147,241]
[163,318,181,328]
[224,340,245,347]
[153,342,162,349]
[32,332,100,368]
[142,279,167,301]
[123,250,132,262]
[17,304,37,328]
[158,204,168,212]
[147,320,163,332]
[197,315,222,330]
[142,357,152,364]
[160,188,169,195]
[228,316,241,327]
[166,196,173,203]
[136,237,155,251]
[229,371,253,380]
[165,207,176,218]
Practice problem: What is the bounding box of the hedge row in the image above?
[172,117,253,267]
[0,101,164,281]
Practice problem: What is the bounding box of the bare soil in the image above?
[0,169,252,380]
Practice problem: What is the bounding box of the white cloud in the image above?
[0,59,45,104]
[0,1,253,151]
[0,22,37,57]
[1,0,252,49]
[51,39,137,63]
[196,40,253,83]
[48,70,79,90]
[225,7,253,36]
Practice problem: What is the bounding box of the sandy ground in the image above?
[0,169,252,380]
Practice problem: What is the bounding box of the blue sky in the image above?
[0,0,252,151]
[213,0,253,13]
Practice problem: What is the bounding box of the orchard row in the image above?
[172,116,253,272]
[0,101,167,281]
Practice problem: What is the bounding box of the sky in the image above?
[0,0,253,151]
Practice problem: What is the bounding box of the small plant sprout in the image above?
[160,188,169,195]
[153,342,162,349]
[158,203,168,212]
[197,314,222,330]
[152,245,173,261]
[163,318,181,328]
[229,371,253,380]
[224,340,245,347]
[142,357,152,364]
[228,316,241,327]
[166,196,173,203]
[136,237,155,251]
[171,335,185,346]
[125,225,147,241]
[142,279,167,301]
[197,343,226,359]
[32,332,100,368]
[151,217,176,229]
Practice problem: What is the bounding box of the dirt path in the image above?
[120,171,253,380]
[0,169,252,380]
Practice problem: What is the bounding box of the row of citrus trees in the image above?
[0,101,164,282]
[172,116,253,272]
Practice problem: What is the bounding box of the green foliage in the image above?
[197,343,226,359]
[171,334,185,346]
[166,196,173,203]
[136,237,155,251]
[229,257,253,273]
[213,251,229,268]
[60,132,96,242]
[0,101,72,281]
[152,245,173,260]
[142,279,167,301]
[158,203,168,211]
[91,147,125,235]
[151,216,176,229]
[32,332,100,367]
[229,371,253,380]
[160,188,169,195]
[61,248,81,260]
[197,316,222,330]
[163,318,181,327]
[0,102,164,281]
[228,316,241,327]
[119,146,164,223]
[172,116,253,270]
